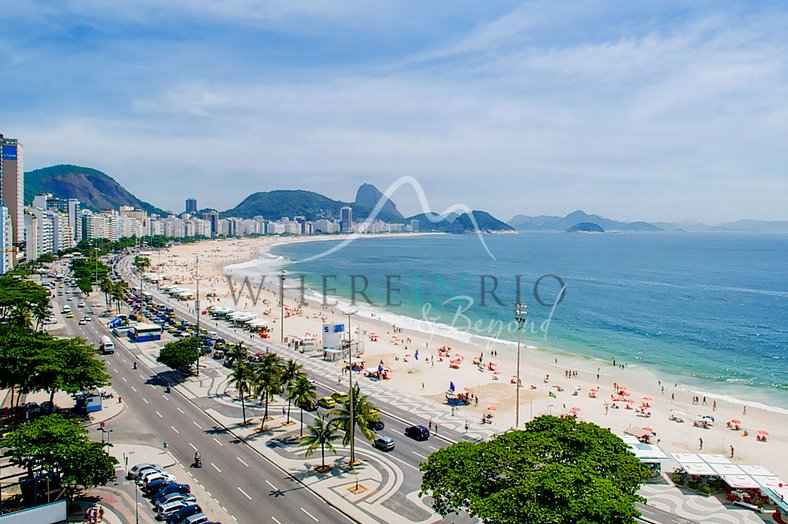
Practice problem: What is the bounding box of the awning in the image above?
[721,474,759,489]
[703,454,732,465]
[672,453,703,463]
[711,463,744,476]
[684,463,716,476]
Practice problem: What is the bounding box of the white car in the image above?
[83,315,92,322]
[127,463,162,480]
[78,301,86,307]
[157,500,191,519]
[155,493,196,511]
[137,468,169,484]
[78,319,86,325]
[142,471,177,487]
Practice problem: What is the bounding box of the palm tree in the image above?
[289,373,317,436]
[253,353,284,431]
[330,384,380,468]
[31,301,50,332]
[111,281,129,314]
[281,359,303,424]
[229,349,254,425]
[99,278,112,311]
[302,414,341,471]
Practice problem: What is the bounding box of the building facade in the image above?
[0,134,24,245]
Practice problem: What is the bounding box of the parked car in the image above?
[128,463,163,480]
[159,501,200,520]
[318,396,336,409]
[152,484,190,503]
[146,478,175,497]
[137,468,168,484]
[405,425,430,441]
[154,493,197,511]
[374,436,395,451]
[165,504,202,524]
[143,472,177,487]
[182,513,208,524]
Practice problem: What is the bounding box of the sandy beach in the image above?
[146,236,788,480]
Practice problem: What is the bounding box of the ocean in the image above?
[265,232,788,409]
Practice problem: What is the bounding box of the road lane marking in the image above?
[272,518,282,524]
[155,411,163,418]
[131,386,137,392]
[412,451,428,460]
[162,394,168,400]
[177,408,184,414]
[300,508,319,522]
[428,446,439,451]
[236,457,248,467]
[143,398,149,404]
[149,384,156,390]
[113,368,119,373]
[211,463,221,472]
[139,374,145,380]
[388,454,420,472]
[170,425,179,434]
[237,487,252,500]
[213,438,224,447]
[188,442,197,451]
[265,480,278,490]
[192,421,202,429]
[121,377,127,382]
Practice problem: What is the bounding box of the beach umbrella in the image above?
[464,387,473,392]
[758,430,769,435]
[730,419,741,424]
[487,406,496,411]
[626,399,635,404]
[643,396,652,401]
[570,407,580,412]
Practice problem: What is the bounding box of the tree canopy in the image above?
[157,338,201,373]
[420,416,650,524]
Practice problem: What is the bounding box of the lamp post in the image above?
[195,255,201,375]
[279,269,286,343]
[347,311,356,469]
[515,302,528,429]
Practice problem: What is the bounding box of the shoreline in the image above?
[153,235,788,479]
[243,236,787,415]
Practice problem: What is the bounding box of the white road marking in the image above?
[131,386,137,392]
[236,457,249,467]
[300,508,319,522]
[149,384,156,390]
[113,368,119,373]
[237,487,252,500]
[272,517,282,524]
[177,408,185,414]
[155,410,163,418]
[211,463,221,472]
[122,377,127,382]
[412,451,428,460]
[139,374,145,380]
[213,437,224,447]
[265,480,278,490]
[189,442,197,451]
[143,398,149,405]
[388,454,420,472]
[428,446,439,451]
[162,394,168,400]
[192,421,202,429]
[170,425,179,434]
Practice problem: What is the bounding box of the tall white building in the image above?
[0,135,24,245]
[0,206,13,274]
[24,207,54,261]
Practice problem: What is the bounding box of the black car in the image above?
[405,425,430,441]
[145,478,174,496]
[298,399,318,412]
[368,419,384,431]
[166,504,202,524]
[152,484,191,503]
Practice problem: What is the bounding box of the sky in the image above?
[1,1,787,223]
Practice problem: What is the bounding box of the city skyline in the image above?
[1,2,788,223]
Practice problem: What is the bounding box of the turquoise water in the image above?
[271,233,788,406]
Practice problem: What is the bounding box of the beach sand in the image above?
[147,236,788,480]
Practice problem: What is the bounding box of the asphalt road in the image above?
[52,288,356,524]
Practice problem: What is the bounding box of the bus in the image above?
[128,323,163,342]
[99,336,115,354]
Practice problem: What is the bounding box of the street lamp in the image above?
[195,255,201,375]
[279,269,286,343]
[346,310,357,469]
[515,302,528,429]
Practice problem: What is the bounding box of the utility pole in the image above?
[195,255,201,375]
[515,302,528,429]
[347,311,356,469]
[279,269,286,343]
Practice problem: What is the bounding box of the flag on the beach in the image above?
[548,391,557,398]
[450,381,455,392]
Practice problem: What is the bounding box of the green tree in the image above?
[110,280,129,313]
[253,353,284,431]
[281,359,303,424]
[133,255,151,271]
[31,337,111,407]
[301,414,341,471]
[289,373,317,436]
[0,326,43,409]
[157,338,200,374]
[5,415,117,501]
[0,275,49,328]
[329,384,380,468]
[420,416,650,524]
[229,345,254,425]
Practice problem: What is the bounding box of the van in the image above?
[99,336,115,354]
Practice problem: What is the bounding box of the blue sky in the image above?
[1,1,787,222]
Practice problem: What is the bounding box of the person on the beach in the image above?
[730,445,734,458]
[698,437,703,450]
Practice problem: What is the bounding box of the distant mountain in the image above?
[509,210,662,232]
[406,210,513,233]
[354,183,403,222]
[566,222,604,233]
[25,164,167,215]
[710,220,788,233]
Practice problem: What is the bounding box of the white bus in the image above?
[99,336,115,354]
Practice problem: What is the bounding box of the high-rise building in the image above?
[340,206,353,233]
[0,206,13,274]
[0,134,24,244]
[411,219,419,233]
[185,198,197,214]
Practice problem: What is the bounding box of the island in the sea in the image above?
[565,222,605,233]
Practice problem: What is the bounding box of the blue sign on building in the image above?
[2,145,17,160]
